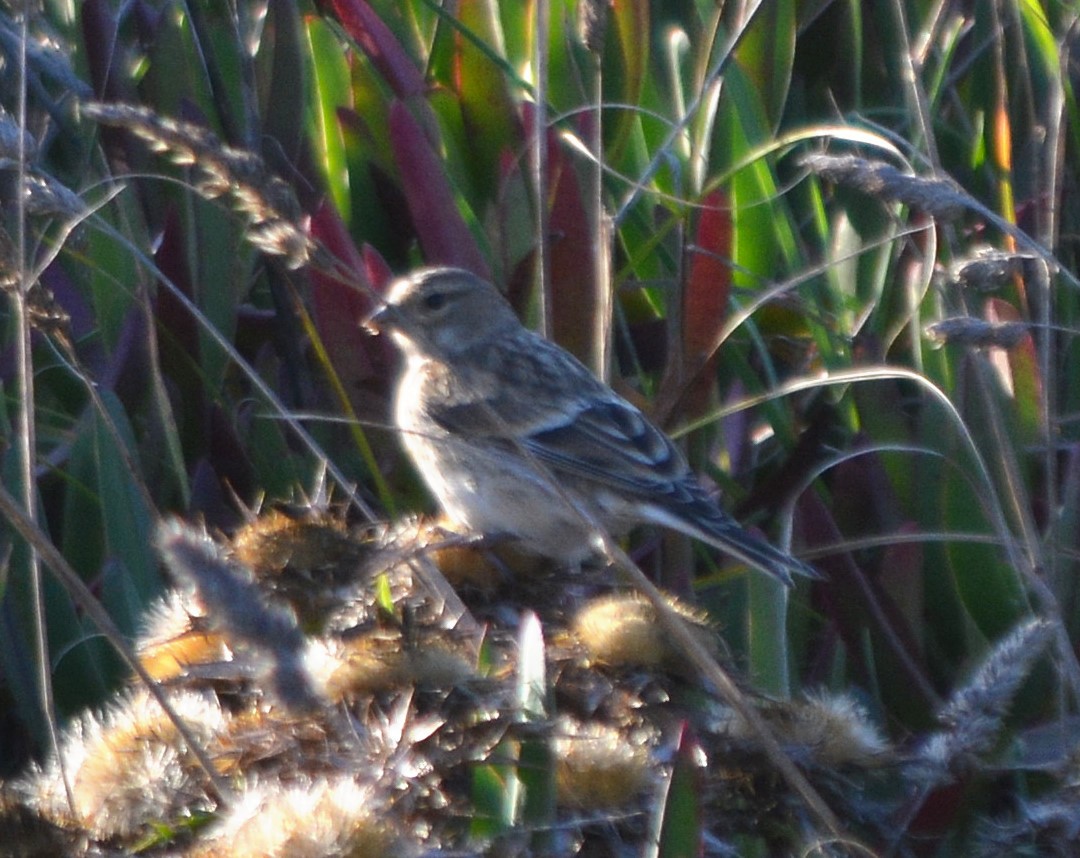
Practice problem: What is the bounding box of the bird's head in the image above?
[366,267,520,358]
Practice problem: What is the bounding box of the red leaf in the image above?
[321,0,425,99]
[308,200,393,397]
[389,100,489,277]
[984,296,1043,425]
[361,243,394,288]
[681,189,732,418]
[513,103,604,366]
[537,108,599,366]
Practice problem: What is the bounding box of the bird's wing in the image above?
[427,355,694,502]
[434,389,819,583]
[521,397,692,498]
[421,335,818,583]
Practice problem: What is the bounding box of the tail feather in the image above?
[641,501,820,587]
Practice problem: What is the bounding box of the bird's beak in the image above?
[361,302,393,335]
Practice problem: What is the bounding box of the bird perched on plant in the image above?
[367,267,817,586]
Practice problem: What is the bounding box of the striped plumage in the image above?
[370,267,817,586]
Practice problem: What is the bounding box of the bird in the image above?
[366,266,818,586]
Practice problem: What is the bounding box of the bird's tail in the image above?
[642,501,821,587]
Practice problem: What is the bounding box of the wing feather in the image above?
[422,333,819,582]
[424,332,694,499]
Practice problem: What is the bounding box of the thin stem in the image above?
[532,0,551,338]
[11,6,71,816]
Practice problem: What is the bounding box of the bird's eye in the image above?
[422,291,447,312]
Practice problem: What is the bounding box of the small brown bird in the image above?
[368,267,817,586]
